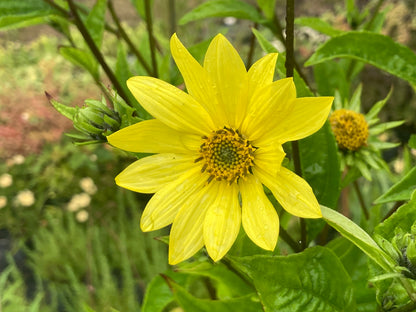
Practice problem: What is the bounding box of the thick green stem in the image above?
[107,0,152,75]
[144,0,158,77]
[66,0,131,105]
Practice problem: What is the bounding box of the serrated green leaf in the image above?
[179,0,265,25]
[49,99,77,121]
[168,277,262,312]
[0,0,62,30]
[374,167,416,204]
[85,0,107,48]
[321,205,395,272]
[305,32,416,85]
[229,246,355,312]
[59,46,99,79]
[295,17,343,37]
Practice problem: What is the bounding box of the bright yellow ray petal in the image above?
[170,34,226,127]
[255,166,322,218]
[127,76,215,135]
[107,119,201,154]
[115,154,196,194]
[203,181,241,262]
[247,53,278,98]
[140,166,206,232]
[266,96,334,144]
[239,175,279,250]
[203,34,248,128]
[241,78,296,141]
[254,144,285,177]
[169,182,219,265]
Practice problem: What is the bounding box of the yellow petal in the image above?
[254,144,285,177]
[254,166,322,218]
[169,182,219,265]
[203,34,248,128]
[140,166,206,231]
[170,34,226,128]
[127,76,215,135]
[241,78,296,141]
[267,96,334,144]
[247,53,278,98]
[107,119,201,154]
[203,181,241,262]
[115,153,195,194]
[239,175,279,250]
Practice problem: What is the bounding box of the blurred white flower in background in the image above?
[76,210,89,223]
[15,190,35,207]
[0,196,7,209]
[79,177,97,195]
[67,193,91,212]
[0,173,13,188]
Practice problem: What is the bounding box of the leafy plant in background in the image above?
[0,0,416,312]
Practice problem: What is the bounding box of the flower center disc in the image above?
[330,109,369,151]
[197,127,256,183]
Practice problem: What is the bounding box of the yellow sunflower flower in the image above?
[107,33,333,265]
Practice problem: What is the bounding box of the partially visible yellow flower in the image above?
[108,34,333,264]
[15,190,35,207]
[330,85,403,181]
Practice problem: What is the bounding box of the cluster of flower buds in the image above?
[376,222,416,280]
[73,98,121,143]
[47,91,140,145]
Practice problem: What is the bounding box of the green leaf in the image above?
[48,97,77,121]
[369,121,405,136]
[167,277,262,312]
[349,83,362,113]
[141,274,177,312]
[327,237,377,312]
[179,0,265,25]
[229,246,355,312]
[59,46,99,79]
[295,17,343,37]
[374,168,416,204]
[313,61,349,99]
[408,134,416,149]
[256,0,276,20]
[85,0,107,48]
[305,32,416,85]
[252,28,277,53]
[366,88,393,125]
[300,121,341,208]
[0,0,62,30]
[321,206,395,271]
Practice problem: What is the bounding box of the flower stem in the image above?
[168,0,176,36]
[66,0,131,106]
[279,226,301,253]
[353,180,369,220]
[246,23,258,68]
[382,200,405,221]
[285,0,307,251]
[144,0,158,77]
[107,0,153,75]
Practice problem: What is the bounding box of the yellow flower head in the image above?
[108,34,333,265]
[330,109,369,151]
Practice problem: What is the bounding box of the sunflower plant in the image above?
[2,0,416,311]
